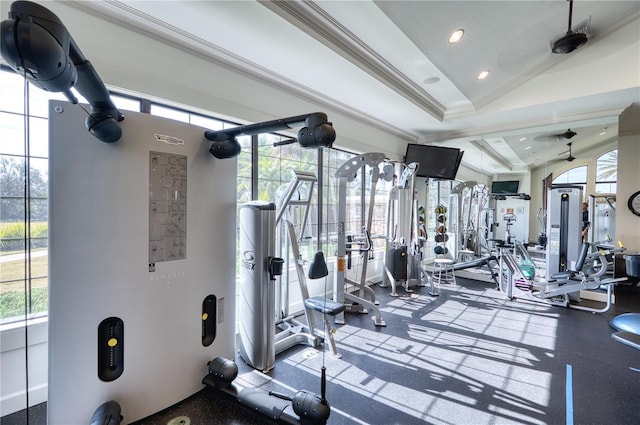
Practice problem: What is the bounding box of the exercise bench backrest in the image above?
[574,242,590,272]
[308,251,329,279]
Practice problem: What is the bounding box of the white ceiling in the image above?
[63,1,640,175]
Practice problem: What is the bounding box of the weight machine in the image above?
[382,162,428,296]
[450,181,483,257]
[334,153,389,326]
[587,194,616,244]
[451,181,496,256]
[233,173,339,424]
[444,181,498,284]
[274,170,343,358]
[502,213,517,245]
[496,184,625,311]
[342,162,386,303]
[498,240,626,313]
[238,171,343,373]
[546,185,583,281]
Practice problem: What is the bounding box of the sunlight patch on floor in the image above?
[278,284,559,424]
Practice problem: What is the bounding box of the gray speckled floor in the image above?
[129,389,279,425]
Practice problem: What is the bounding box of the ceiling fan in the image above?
[557,142,576,162]
[552,0,588,54]
[535,128,577,142]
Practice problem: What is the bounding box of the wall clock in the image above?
[628,190,640,217]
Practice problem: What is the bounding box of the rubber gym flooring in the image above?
[5,277,639,425]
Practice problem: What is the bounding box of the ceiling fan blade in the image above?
[535,128,578,142]
[535,135,562,142]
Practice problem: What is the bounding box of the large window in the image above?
[257,133,318,201]
[552,165,587,199]
[551,151,618,200]
[595,149,617,194]
[0,69,55,323]
[257,133,323,266]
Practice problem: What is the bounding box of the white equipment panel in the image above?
[494,198,530,243]
[48,100,236,423]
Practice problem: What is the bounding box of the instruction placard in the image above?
[149,151,187,264]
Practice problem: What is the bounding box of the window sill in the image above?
[0,316,48,353]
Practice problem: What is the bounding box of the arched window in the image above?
[595,149,617,194]
[552,165,588,199]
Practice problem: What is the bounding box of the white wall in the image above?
[616,104,640,252]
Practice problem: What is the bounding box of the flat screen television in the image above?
[404,144,464,180]
[491,180,520,195]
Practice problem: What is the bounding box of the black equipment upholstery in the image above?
[308,251,329,280]
[550,242,590,280]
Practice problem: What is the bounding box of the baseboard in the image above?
[0,383,47,417]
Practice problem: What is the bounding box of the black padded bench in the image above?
[304,296,345,358]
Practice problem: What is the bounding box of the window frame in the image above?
[595,149,617,194]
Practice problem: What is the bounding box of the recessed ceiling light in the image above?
[519,137,527,142]
[599,129,607,136]
[525,146,531,150]
[476,70,490,80]
[449,29,464,44]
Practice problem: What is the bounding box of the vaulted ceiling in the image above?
[36,1,640,175]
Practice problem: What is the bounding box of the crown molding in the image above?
[469,140,513,172]
[258,0,446,121]
[419,105,627,147]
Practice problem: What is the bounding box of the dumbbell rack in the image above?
[433,205,449,257]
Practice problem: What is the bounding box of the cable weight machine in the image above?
[381,162,427,296]
[334,153,390,326]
